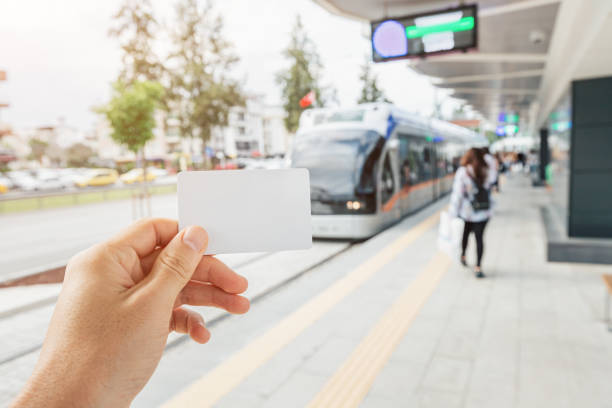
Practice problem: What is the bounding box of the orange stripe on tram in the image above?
[381,173,454,213]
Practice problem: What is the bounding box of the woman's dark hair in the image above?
[460,147,487,186]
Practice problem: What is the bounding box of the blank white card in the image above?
[178,169,312,255]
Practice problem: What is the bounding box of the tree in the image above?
[109,0,163,85]
[357,57,389,104]
[98,80,163,216]
[451,103,468,120]
[99,80,163,154]
[66,143,95,167]
[168,0,244,165]
[28,138,48,163]
[276,15,324,133]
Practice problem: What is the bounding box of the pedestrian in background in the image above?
[482,147,498,188]
[449,148,492,278]
[494,152,506,192]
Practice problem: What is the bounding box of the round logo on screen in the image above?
[372,20,407,59]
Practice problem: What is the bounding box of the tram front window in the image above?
[291,129,380,215]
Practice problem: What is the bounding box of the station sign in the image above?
[371,4,478,62]
[498,113,519,124]
[551,121,571,132]
[496,124,519,137]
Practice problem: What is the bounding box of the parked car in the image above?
[8,171,39,191]
[35,169,72,191]
[75,169,119,188]
[147,167,168,178]
[0,175,11,193]
[56,168,85,189]
[214,163,238,170]
[120,168,157,184]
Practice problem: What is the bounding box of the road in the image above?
[0,194,177,279]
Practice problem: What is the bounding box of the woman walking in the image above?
[449,148,492,278]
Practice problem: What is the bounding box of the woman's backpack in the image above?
[467,176,490,211]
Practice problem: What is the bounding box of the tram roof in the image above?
[297,103,486,145]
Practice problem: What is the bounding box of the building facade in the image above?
[211,96,289,158]
[93,96,288,164]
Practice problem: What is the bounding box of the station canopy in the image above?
[313,0,612,135]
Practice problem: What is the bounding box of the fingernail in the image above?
[183,226,207,252]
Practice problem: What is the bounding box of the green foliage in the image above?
[276,15,324,133]
[358,57,389,104]
[485,130,498,144]
[452,103,467,120]
[66,143,95,167]
[28,138,48,162]
[98,81,164,153]
[109,0,163,85]
[168,0,244,145]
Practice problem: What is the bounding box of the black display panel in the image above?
[371,4,478,62]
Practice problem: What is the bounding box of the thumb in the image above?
[147,225,208,302]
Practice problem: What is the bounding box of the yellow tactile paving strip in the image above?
[163,210,442,408]
[308,252,451,407]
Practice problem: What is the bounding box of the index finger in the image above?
[108,218,179,258]
[192,256,248,294]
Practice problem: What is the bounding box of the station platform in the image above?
[128,175,612,408]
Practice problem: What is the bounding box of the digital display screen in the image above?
[371,4,478,62]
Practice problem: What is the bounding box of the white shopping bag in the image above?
[437,211,464,259]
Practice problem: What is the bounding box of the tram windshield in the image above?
[291,129,381,198]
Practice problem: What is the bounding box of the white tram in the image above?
[289,103,487,239]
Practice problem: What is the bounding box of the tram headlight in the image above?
[346,200,364,211]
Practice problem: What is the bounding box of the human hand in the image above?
[12,219,249,408]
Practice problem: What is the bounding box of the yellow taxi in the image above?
[76,169,119,188]
[119,168,157,184]
[0,175,12,194]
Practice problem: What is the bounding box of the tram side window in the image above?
[452,146,463,172]
[422,146,433,181]
[381,153,395,204]
[448,143,462,173]
[448,146,457,174]
[398,135,421,187]
[436,145,448,177]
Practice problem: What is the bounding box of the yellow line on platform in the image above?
[307,253,451,408]
[163,211,442,408]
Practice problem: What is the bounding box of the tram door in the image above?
[431,144,440,199]
[397,134,421,215]
[423,143,436,201]
[379,148,400,223]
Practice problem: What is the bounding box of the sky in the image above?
[0,0,456,133]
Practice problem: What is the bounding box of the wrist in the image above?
[12,358,99,408]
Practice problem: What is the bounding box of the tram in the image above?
[289,103,487,239]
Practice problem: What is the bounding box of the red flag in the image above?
[299,90,315,108]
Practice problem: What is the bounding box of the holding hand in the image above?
[13,219,249,408]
